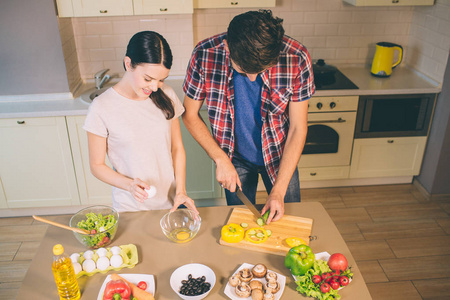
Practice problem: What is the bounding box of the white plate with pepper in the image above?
[224,263,286,300]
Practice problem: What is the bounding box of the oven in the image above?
[299,96,359,168]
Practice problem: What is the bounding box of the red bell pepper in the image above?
[103,279,132,300]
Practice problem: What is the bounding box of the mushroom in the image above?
[263,291,274,300]
[249,280,263,290]
[251,288,264,300]
[252,263,267,278]
[264,281,280,294]
[265,271,278,283]
[239,268,254,282]
[228,274,240,287]
[235,282,251,298]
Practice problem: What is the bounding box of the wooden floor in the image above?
[1,184,449,299]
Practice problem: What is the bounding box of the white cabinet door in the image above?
[194,0,275,9]
[350,137,427,178]
[0,117,80,208]
[55,0,75,17]
[72,0,134,17]
[343,0,434,6]
[66,116,112,206]
[134,0,193,15]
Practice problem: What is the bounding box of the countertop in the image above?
[0,65,441,119]
[16,202,372,299]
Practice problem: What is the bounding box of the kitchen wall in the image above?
[0,0,69,96]
[407,0,450,83]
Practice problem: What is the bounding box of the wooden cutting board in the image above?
[219,208,313,256]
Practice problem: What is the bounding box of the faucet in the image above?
[94,69,111,89]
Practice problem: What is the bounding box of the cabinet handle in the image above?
[310,172,317,176]
[99,10,108,13]
[17,120,25,125]
[392,0,399,3]
[231,2,238,5]
[160,8,168,11]
[387,140,394,143]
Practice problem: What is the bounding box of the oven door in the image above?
[299,111,356,168]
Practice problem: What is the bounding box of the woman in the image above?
[83,31,198,214]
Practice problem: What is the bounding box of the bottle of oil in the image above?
[52,244,81,300]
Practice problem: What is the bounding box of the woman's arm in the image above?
[169,118,199,214]
[87,132,149,202]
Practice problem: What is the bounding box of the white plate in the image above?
[97,273,155,300]
[224,263,286,300]
[291,252,351,290]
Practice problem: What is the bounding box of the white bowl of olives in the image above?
[170,263,216,299]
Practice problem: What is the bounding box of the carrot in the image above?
[110,274,155,300]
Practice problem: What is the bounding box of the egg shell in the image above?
[83,250,94,260]
[145,185,157,199]
[96,247,107,257]
[110,246,121,255]
[82,259,96,273]
[70,253,80,264]
[110,254,123,268]
[96,256,110,271]
[73,262,82,274]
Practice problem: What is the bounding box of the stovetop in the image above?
[314,69,359,90]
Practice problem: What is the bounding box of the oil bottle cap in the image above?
[53,244,64,255]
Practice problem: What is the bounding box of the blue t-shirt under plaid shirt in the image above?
[233,70,265,166]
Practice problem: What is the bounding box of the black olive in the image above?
[201,276,206,282]
[188,274,192,279]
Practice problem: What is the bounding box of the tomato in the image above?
[339,276,350,286]
[320,282,330,293]
[321,272,332,283]
[330,280,340,290]
[328,253,348,272]
[137,281,147,290]
[312,275,322,284]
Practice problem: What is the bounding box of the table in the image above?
[17,203,372,299]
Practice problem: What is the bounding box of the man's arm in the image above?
[182,95,241,191]
[262,99,309,223]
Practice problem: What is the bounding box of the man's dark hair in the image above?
[227,10,284,74]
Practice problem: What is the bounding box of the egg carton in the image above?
[72,244,138,277]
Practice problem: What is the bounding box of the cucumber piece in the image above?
[240,222,248,228]
[266,229,272,237]
[256,232,265,238]
[248,229,256,235]
[262,210,270,223]
[256,218,265,227]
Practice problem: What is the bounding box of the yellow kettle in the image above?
[371,42,403,77]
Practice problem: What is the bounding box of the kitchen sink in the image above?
[79,86,111,104]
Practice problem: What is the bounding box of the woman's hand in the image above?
[128,178,150,203]
[171,193,199,215]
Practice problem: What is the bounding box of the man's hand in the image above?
[261,191,285,224]
[216,158,241,192]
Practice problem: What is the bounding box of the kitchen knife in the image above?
[235,189,264,221]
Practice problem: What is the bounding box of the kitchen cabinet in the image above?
[194,0,276,9]
[299,166,350,181]
[56,0,134,17]
[134,0,193,15]
[0,117,80,208]
[66,116,113,206]
[349,136,427,178]
[343,0,434,6]
[180,110,223,199]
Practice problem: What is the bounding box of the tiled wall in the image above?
[193,0,414,66]
[70,14,193,83]
[407,0,450,83]
[58,17,82,93]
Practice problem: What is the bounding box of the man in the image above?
[182,10,315,223]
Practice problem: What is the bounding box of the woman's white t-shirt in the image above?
[83,84,184,212]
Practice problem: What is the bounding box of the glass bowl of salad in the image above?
[69,205,119,249]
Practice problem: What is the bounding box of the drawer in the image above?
[299,166,350,181]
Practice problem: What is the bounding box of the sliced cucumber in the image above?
[248,229,256,235]
[257,218,265,226]
[266,229,272,237]
[262,210,270,223]
[240,222,248,228]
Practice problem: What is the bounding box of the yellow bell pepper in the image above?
[245,228,268,244]
[221,223,244,243]
[285,237,307,248]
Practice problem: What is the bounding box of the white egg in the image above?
[110,246,121,255]
[70,253,80,264]
[110,254,123,268]
[83,250,94,260]
[96,247,107,257]
[145,185,157,199]
[96,256,110,271]
[82,259,96,273]
[73,262,82,274]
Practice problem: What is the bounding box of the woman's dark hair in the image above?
[125,31,175,119]
[227,10,284,74]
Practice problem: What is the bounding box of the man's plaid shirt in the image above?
[183,33,315,183]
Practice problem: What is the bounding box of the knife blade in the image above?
[235,189,264,221]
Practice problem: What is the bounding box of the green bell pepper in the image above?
[284,244,315,276]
